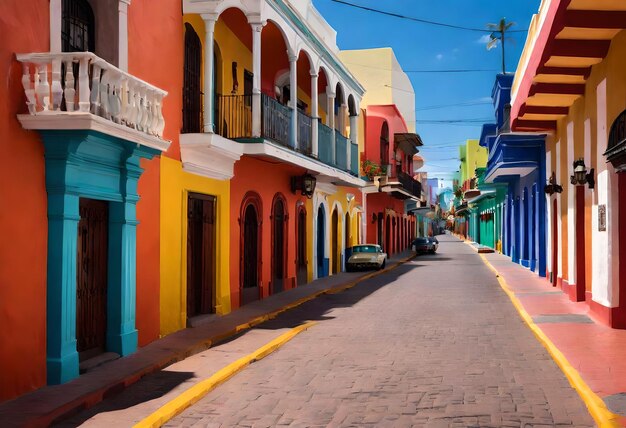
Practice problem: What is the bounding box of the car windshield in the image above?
[352,245,379,254]
[414,238,429,244]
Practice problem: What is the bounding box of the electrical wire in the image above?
[330,0,528,33]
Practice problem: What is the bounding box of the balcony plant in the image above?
[361,159,387,180]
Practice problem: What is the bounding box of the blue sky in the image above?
[312,0,541,175]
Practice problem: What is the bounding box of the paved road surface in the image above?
[165,235,593,427]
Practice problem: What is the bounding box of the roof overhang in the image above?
[394,133,423,156]
[511,0,626,131]
[466,189,496,204]
[484,160,538,183]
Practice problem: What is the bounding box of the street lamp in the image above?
[544,172,563,195]
[291,173,317,198]
[569,158,595,189]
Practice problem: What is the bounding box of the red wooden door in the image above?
[76,198,108,360]
[272,198,286,294]
[296,209,307,286]
[187,193,216,318]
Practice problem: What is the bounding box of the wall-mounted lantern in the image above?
[544,172,563,195]
[291,173,316,198]
[570,158,595,189]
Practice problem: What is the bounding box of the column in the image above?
[289,53,298,149]
[118,0,130,71]
[251,22,264,137]
[46,192,80,384]
[327,89,335,164]
[349,114,358,171]
[202,14,217,133]
[311,72,319,158]
[50,0,62,52]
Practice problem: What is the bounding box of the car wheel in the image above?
[379,260,386,270]
[346,265,353,272]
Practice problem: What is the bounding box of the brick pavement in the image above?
[0,251,412,428]
[164,235,594,427]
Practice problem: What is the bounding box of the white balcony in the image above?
[17,52,170,152]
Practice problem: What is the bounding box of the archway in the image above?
[317,205,326,278]
[296,205,307,286]
[240,194,261,305]
[183,23,202,133]
[271,195,287,294]
[331,209,339,274]
[385,214,391,254]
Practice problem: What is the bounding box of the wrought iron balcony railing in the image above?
[397,171,422,198]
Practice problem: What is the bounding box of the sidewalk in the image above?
[0,250,414,428]
[481,249,626,426]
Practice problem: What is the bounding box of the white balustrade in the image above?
[17,52,167,140]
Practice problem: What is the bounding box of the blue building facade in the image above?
[481,74,547,276]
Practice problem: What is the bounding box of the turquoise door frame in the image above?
[42,130,158,385]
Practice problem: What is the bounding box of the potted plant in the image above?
[361,159,387,180]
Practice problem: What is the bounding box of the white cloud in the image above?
[477,34,491,44]
[436,53,443,60]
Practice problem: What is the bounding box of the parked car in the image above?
[346,244,387,271]
[412,237,438,254]
[428,236,439,253]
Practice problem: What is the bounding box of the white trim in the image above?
[241,140,366,187]
[566,120,576,287]
[50,0,62,53]
[118,0,129,71]
[179,133,243,180]
[17,113,170,152]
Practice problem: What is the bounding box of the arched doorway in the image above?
[241,194,261,305]
[317,205,326,278]
[385,215,391,254]
[271,195,287,294]
[296,206,307,286]
[345,212,350,250]
[183,23,202,133]
[62,0,95,53]
[331,209,339,274]
[186,193,216,318]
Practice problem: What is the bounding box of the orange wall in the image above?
[129,0,183,345]
[130,0,183,162]
[135,158,160,346]
[0,0,49,402]
[229,157,307,309]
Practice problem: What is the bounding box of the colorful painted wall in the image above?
[0,0,49,402]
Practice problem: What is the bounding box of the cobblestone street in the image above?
[164,235,593,427]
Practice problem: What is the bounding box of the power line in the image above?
[330,0,528,33]
[416,118,492,123]
[416,101,491,112]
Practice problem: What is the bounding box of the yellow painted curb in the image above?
[477,253,621,428]
[134,321,317,428]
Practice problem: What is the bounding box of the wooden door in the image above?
[317,206,325,277]
[296,209,307,286]
[76,198,108,360]
[272,199,286,294]
[187,193,216,318]
[242,204,260,305]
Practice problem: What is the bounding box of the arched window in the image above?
[62,0,95,53]
[606,109,626,171]
[380,122,389,166]
[239,192,262,305]
[183,23,202,133]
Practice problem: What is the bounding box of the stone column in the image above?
[327,89,335,164]
[289,53,298,149]
[202,14,217,133]
[311,72,319,157]
[349,114,358,171]
[250,21,264,137]
[46,192,80,384]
